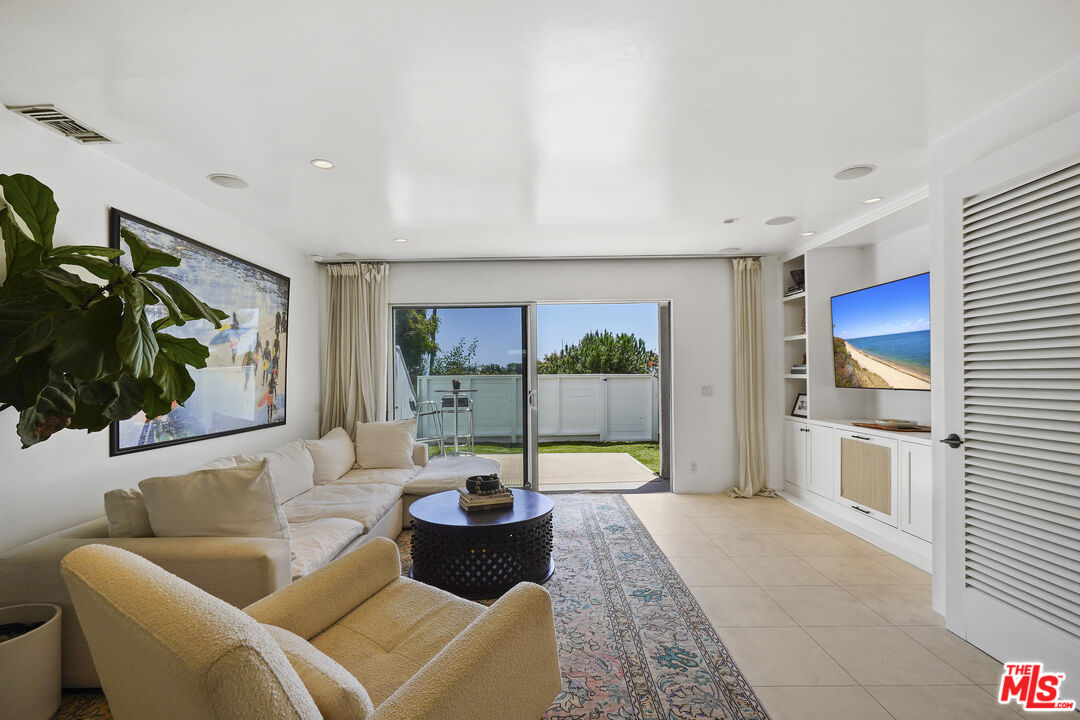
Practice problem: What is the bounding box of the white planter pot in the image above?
[0,604,61,720]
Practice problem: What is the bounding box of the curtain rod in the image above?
[311,253,763,264]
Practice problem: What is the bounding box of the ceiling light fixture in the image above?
[207,173,248,189]
[834,164,877,181]
[765,216,797,225]
[310,159,335,169]
[863,196,883,204]
[394,237,408,243]
[800,231,816,237]
[722,217,739,224]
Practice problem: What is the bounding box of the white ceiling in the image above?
[3,0,1080,259]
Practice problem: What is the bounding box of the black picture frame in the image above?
[791,392,809,418]
[108,209,290,455]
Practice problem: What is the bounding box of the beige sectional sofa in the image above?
[0,428,500,687]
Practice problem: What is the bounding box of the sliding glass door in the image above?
[392,305,534,489]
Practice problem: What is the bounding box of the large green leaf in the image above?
[156,333,209,369]
[1,206,45,278]
[0,351,50,410]
[0,174,57,249]
[135,275,183,325]
[47,295,123,380]
[50,245,124,260]
[30,267,100,306]
[140,273,225,327]
[140,379,175,419]
[68,401,111,432]
[104,374,144,421]
[151,353,195,404]
[44,253,122,281]
[116,312,158,380]
[16,371,75,447]
[119,228,180,272]
[75,378,120,407]
[0,293,75,368]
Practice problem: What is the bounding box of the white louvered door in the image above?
[943,146,1080,693]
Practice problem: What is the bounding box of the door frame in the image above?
[937,112,1080,676]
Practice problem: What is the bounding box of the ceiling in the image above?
[3,0,1080,260]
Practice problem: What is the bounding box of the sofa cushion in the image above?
[310,576,483,705]
[140,460,291,542]
[332,466,416,489]
[289,518,366,581]
[354,419,415,469]
[104,488,153,538]
[305,428,357,485]
[239,440,316,502]
[405,455,502,496]
[262,624,375,720]
[282,483,403,531]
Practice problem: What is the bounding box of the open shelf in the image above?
[784,333,807,341]
[783,374,808,380]
[782,291,806,302]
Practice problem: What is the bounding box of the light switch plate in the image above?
[701,385,714,396]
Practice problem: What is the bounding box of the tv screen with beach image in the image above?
[831,273,930,391]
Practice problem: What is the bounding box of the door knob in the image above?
[940,433,964,449]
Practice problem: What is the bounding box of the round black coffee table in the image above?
[409,488,554,599]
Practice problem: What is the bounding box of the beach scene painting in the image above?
[109,211,289,454]
[831,273,930,391]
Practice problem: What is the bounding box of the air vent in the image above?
[5,104,112,143]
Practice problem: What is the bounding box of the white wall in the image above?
[0,110,322,550]
[388,258,777,493]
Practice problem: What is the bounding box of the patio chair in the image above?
[409,398,445,456]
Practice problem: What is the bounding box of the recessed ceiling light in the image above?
[800,231,816,237]
[834,164,877,181]
[717,247,742,254]
[722,217,739,224]
[394,237,408,243]
[310,159,335,169]
[765,216,797,225]
[207,173,248,189]
[863,196,883,204]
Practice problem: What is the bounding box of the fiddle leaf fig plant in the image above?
[0,174,226,447]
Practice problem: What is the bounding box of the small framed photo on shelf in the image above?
[791,393,809,418]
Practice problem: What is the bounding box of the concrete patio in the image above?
[479,452,659,491]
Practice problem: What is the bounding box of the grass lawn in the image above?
[432,441,660,474]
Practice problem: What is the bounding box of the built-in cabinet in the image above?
[783,418,932,565]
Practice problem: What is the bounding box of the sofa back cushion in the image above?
[238,440,316,502]
[262,624,374,720]
[354,419,415,469]
[305,428,356,484]
[104,488,154,538]
[140,460,291,541]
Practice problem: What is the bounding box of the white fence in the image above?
[398,373,658,443]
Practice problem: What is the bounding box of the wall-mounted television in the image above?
[831,272,930,391]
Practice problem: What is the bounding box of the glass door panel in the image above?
[392,305,531,489]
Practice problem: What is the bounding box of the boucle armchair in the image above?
[60,539,562,720]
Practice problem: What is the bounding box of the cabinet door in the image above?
[807,423,835,500]
[900,441,933,542]
[784,420,807,488]
[837,430,898,526]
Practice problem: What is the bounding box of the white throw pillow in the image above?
[354,419,415,469]
[139,460,291,541]
[305,428,356,484]
[238,440,315,502]
[103,488,153,538]
[262,624,374,720]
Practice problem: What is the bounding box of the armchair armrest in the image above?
[245,536,401,639]
[373,582,562,720]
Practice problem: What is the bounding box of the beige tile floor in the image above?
[624,492,1034,720]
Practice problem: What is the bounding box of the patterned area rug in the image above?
[57,493,769,720]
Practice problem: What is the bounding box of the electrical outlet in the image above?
[690,461,698,472]
[701,385,714,396]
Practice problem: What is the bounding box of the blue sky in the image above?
[831,273,930,340]
[420,303,660,366]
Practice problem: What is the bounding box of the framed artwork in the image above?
[108,209,290,455]
[791,392,809,418]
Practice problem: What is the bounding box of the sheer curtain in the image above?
[320,262,388,436]
[729,257,773,498]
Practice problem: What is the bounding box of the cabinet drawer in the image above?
[836,430,898,527]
